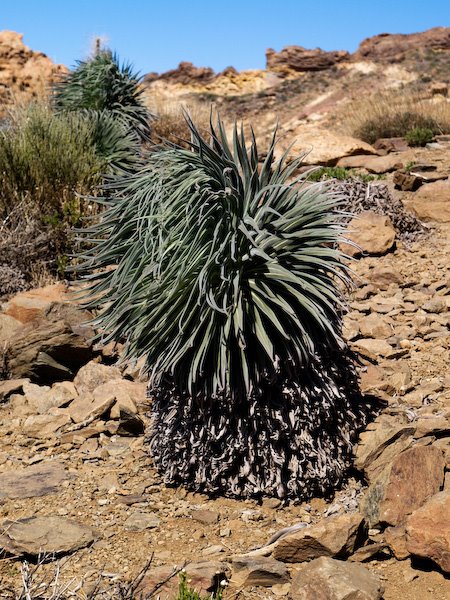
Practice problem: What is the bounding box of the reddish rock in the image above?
[362,446,445,527]
[373,138,409,153]
[406,490,450,573]
[4,284,68,324]
[0,31,66,113]
[406,180,450,223]
[384,526,410,560]
[266,46,349,74]
[4,303,95,383]
[138,562,227,599]
[354,416,415,481]
[393,171,423,192]
[144,61,216,85]
[353,27,450,62]
[343,211,396,257]
[272,513,366,563]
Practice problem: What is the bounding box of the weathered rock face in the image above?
[290,556,384,600]
[272,513,366,563]
[266,46,349,74]
[354,416,416,482]
[353,27,450,62]
[362,446,445,527]
[406,490,450,573]
[0,31,66,112]
[4,302,95,382]
[144,61,216,85]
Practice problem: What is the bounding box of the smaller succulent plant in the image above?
[54,49,152,141]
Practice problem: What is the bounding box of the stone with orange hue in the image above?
[343,211,396,257]
[406,490,450,573]
[361,445,445,527]
[272,513,366,563]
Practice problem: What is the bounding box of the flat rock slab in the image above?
[0,461,70,499]
[337,153,407,174]
[0,516,96,556]
[290,556,384,600]
[231,556,289,587]
[123,511,160,531]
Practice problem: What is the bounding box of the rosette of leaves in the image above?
[77,117,365,499]
[54,49,152,140]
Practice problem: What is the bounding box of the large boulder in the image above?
[361,445,446,527]
[4,302,95,383]
[406,490,450,573]
[272,513,366,563]
[290,556,384,600]
[343,211,396,257]
[278,128,378,167]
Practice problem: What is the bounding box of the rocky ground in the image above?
[0,140,449,599]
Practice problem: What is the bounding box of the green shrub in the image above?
[405,127,435,147]
[77,117,365,500]
[356,111,440,143]
[307,166,382,183]
[0,102,104,287]
[0,102,101,222]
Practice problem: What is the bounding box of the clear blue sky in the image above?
[2,1,449,75]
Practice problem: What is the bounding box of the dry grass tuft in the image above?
[147,93,212,147]
[341,88,450,143]
[0,555,183,600]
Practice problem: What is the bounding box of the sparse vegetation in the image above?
[342,89,450,143]
[148,93,210,147]
[405,126,435,146]
[307,166,383,183]
[0,101,104,289]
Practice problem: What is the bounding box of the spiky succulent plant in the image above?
[77,118,365,499]
[54,49,152,140]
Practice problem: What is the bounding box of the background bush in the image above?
[341,88,450,143]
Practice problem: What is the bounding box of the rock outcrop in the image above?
[0,30,65,110]
[266,46,349,74]
[354,27,450,62]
